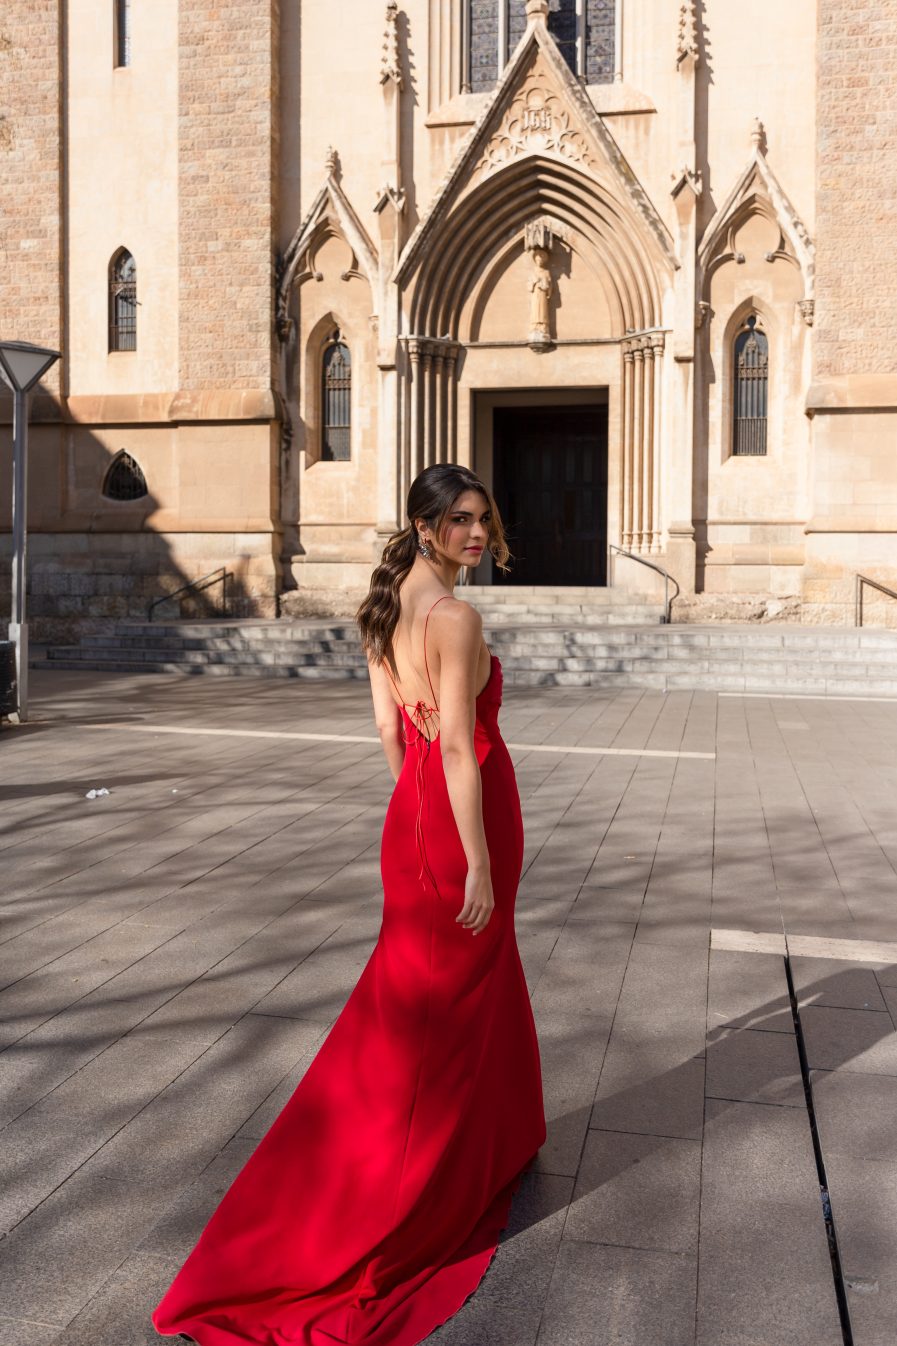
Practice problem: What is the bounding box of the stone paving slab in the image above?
[1,668,897,1344]
[696,1098,842,1346]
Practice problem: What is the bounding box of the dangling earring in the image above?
[417,532,431,559]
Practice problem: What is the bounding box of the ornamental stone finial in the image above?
[324,145,340,177]
[676,1,699,65]
[381,1,402,86]
[526,0,549,22]
[750,117,767,155]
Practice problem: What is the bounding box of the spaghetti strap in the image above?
[422,593,453,709]
[378,593,455,904]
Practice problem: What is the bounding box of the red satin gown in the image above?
[151,593,546,1345]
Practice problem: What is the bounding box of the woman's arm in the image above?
[431,602,494,934]
[366,656,406,783]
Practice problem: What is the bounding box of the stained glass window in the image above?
[733,316,769,456]
[507,1,527,54]
[469,1,499,92]
[548,0,578,75]
[466,1,615,90]
[585,0,614,83]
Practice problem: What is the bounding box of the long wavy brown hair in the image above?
[355,464,513,665]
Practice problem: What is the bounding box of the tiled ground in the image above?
[2,668,897,1345]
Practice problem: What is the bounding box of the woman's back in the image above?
[383,587,492,741]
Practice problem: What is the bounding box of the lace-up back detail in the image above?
[382,594,452,744]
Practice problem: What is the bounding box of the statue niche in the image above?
[528,247,552,346]
[525,217,566,349]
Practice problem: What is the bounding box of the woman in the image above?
[151,464,545,1345]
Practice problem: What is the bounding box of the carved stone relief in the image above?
[473,60,598,180]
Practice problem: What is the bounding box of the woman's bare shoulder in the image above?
[425,596,482,660]
[428,594,481,630]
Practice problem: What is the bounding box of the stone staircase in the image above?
[443,584,669,625]
[37,596,897,697]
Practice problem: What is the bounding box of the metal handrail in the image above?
[148,567,229,622]
[855,572,897,627]
[608,543,679,624]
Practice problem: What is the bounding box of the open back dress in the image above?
[151,592,546,1345]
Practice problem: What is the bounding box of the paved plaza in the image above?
[2,668,897,1345]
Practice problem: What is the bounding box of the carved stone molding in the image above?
[374,184,406,216]
[276,157,379,343]
[670,166,702,202]
[697,123,815,302]
[621,331,665,358]
[398,32,676,292]
[524,216,569,252]
[405,336,461,363]
[474,69,598,179]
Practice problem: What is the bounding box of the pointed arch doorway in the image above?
[474,389,609,586]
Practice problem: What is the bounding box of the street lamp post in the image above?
[0,340,61,723]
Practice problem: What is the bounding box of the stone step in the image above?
[37,654,897,696]
[36,615,897,696]
[67,629,897,664]
[51,640,897,673]
[459,585,661,598]
[73,616,897,645]
[40,645,897,683]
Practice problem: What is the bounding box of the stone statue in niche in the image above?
[528,247,553,346]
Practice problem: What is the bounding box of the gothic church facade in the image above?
[1,0,896,636]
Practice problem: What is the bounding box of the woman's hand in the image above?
[456,862,495,935]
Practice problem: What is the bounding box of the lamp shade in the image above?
[0,340,60,394]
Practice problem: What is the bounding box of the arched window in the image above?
[322,337,351,461]
[464,0,614,92]
[103,451,148,501]
[108,249,137,352]
[732,315,769,456]
[114,0,131,68]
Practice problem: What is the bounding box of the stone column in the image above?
[445,345,459,463]
[650,333,665,553]
[666,1,701,588]
[434,346,447,461]
[640,337,655,553]
[408,340,423,479]
[422,343,435,467]
[621,341,635,548]
[632,340,646,550]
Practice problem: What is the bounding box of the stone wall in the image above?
[177,0,280,394]
[815,0,897,378]
[0,1,62,391]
